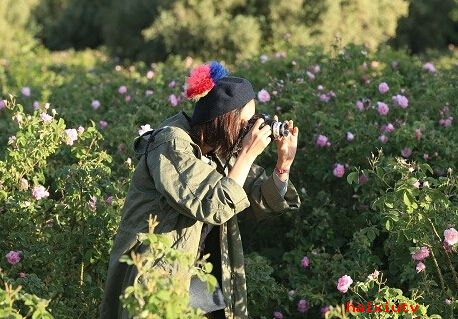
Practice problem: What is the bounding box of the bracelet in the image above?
[275,166,290,175]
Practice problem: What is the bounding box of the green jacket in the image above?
[100,111,301,318]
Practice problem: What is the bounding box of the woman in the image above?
[100,62,301,319]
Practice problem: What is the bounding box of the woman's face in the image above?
[240,99,256,128]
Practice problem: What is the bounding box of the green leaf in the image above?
[346,172,358,185]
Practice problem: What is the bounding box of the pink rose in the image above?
[40,113,53,123]
[6,251,21,265]
[273,311,283,319]
[444,227,458,246]
[168,80,176,88]
[333,163,345,178]
[385,123,395,133]
[379,135,388,144]
[301,256,310,268]
[146,70,155,79]
[64,129,78,145]
[377,102,389,116]
[257,89,271,103]
[355,100,364,111]
[416,262,426,273]
[297,299,310,313]
[412,246,430,261]
[168,94,178,107]
[392,94,409,109]
[105,196,113,205]
[118,86,127,94]
[91,100,101,110]
[32,185,49,200]
[423,62,436,73]
[401,147,412,158]
[378,82,389,94]
[316,134,329,147]
[99,120,108,130]
[21,87,31,97]
[337,275,353,293]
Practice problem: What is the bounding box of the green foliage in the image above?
[392,0,458,53]
[1,42,457,317]
[245,253,288,317]
[0,0,40,57]
[119,217,212,318]
[325,271,442,319]
[0,281,53,318]
[33,0,109,50]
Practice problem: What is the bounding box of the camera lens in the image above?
[272,121,289,138]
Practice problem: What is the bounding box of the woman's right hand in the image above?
[240,118,272,160]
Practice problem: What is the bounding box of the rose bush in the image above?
[1,42,457,317]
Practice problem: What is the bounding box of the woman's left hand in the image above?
[273,115,298,169]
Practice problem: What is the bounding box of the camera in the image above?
[243,113,290,140]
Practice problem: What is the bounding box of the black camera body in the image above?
[244,113,290,140]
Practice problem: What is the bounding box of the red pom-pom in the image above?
[186,64,214,101]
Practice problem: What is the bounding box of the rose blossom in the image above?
[91,100,101,110]
[257,89,270,103]
[377,102,389,116]
[416,262,426,273]
[444,228,458,246]
[64,129,78,145]
[392,94,409,109]
[337,275,353,293]
[297,299,310,313]
[333,163,345,178]
[301,256,310,268]
[105,196,113,205]
[378,82,389,94]
[118,85,127,94]
[168,94,178,107]
[401,147,412,158]
[6,251,21,265]
[423,62,436,73]
[32,185,49,200]
[138,124,152,136]
[99,120,108,129]
[316,134,329,147]
[40,113,53,123]
[412,246,430,261]
[356,100,364,111]
[21,87,31,97]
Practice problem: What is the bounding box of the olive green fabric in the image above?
[99,111,301,318]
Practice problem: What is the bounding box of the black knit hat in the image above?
[185,62,255,126]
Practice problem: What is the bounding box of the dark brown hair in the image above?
[189,108,243,159]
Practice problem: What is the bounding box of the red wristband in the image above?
[275,166,290,174]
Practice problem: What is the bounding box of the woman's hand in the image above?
[273,115,298,170]
[240,118,272,161]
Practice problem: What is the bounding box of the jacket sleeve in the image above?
[242,162,301,222]
[148,138,251,225]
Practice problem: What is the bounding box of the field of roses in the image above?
[0,42,457,318]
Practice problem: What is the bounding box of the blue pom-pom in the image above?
[209,61,229,83]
